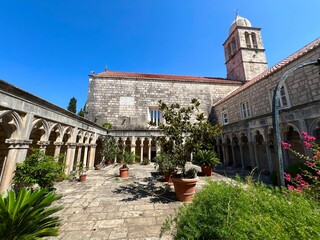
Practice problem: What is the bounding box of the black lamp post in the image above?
[272,58,320,187]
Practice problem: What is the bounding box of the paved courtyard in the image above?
[50,163,238,240]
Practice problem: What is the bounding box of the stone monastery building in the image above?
[0,15,319,192]
[85,15,320,175]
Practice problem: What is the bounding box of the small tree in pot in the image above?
[158,99,221,202]
[101,135,119,164]
[192,149,220,176]
[154,151,176,182]
[119,151,135,178]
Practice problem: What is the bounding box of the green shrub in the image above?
[141,157,150,165]
[13,149,66,190]
[0,188,62,239]
[162,177,320,239]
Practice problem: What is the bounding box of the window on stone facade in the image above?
[231,37,237,54]
[240,101,251,119]
[269,85,290,108]
[245,32,251,48]
[251,32,258,48]
[227,43,232,59]
[221,110,229,125]
[149,108,161,127]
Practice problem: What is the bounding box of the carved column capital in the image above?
[5,139,33,149]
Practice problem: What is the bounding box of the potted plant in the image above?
[119,151,135,178]
[101,135,119,165]
[154,151,176,183]
[77,162,87,182]
[95,163,102,170]
[193,149,220,176]
[158,98,221,202]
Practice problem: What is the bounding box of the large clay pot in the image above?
[119,167,129,178]
[79,174,87,182]
[172,177,198,202]
[164,172,172,183]
[201,166,213,176]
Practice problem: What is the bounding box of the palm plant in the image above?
[193,149,220,167]
[0,188,63,239]
[121,151,135,168]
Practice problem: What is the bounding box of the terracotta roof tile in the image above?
[214,37,320,106]
[95,71,242,85]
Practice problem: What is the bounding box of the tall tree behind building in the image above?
[67,97,77,113]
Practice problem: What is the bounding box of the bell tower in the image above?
[223,15,268,81]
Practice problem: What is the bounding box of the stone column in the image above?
[53,142,64,158]
[65,143,77,174]
[239,144,245,170]
[148,142,152,161]
[131,136,136,155]
[231,144,236,167]
[76,143,83,168]
[222,144,227,166]
[0,139,32,193]
[140,143,144,163]
[88,144,97,169]
[264,142,273,174]
[248,142,256,169]
[83,144,89,168]
[37,141,50,153]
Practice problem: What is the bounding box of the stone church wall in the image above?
[86,77,241,129]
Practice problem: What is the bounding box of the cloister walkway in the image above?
[49,163,248,240]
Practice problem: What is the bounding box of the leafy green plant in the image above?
[0,188,62,239]
[120,151,135,168]
[158,98,221,178]
[162,177,320,239]
[13,149,66,190]
[76,162,88,178]
[141,157,150,165]
[154,152,176,174]
[102,122,112,130]
[192,149,220,167]
[101,135,119,161]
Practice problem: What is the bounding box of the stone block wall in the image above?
[86,77,241,129]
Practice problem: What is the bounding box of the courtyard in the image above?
[49,163,233,240]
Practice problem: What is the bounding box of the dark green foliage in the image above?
[154,152,176,174]
[158,99,221,178]
[13,149,66,190]
[121,151,135,168]
[0,188,62,239]
[141,157,150,165]
[101,135,119,160]
[77,103,87,117]
[102,122,112,129]
[192,149,220,167]
[67,97,77,113]
[163,177,320,239]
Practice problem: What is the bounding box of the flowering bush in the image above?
[281,132,320,200]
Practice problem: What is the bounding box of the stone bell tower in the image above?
[223,15,268,81]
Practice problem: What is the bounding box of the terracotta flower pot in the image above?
[201,166,213,176]
[119,167,129,178]
[95,164,102,170]
[164,172,173,183]
[172,177,198,202]
[79,174,87,182]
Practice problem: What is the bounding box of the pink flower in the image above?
[281,141,291,149]
[287,185,295,190]
[306,161,316,167]
[295,174,302,181]
[284,172,291,182]
[303,141,312,148]
[302,132,308,137]
[305,135,316,142]
[317,172,320,176]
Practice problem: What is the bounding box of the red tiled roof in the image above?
[95,70,242,85]
[214,37,320,106]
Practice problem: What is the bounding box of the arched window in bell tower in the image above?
[251,32,258,48]
[227,43,231,59]
[231,37,237,54]
[245,32,251,48]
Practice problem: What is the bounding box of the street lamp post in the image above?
[272,58,320,187]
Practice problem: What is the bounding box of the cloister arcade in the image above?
[215,118,320,175]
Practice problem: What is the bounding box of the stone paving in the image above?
[49,163,237,240]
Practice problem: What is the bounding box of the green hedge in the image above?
[162,177,320,239]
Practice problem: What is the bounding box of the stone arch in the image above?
[217,138,223,163]
[125,137,131,153]
[231,133,241,168]
[94,136,103,166]
[309,118,320,144]
[28,118,50,155]
[151,137,157,161]
[143,137,149,160]
[240,132,251,170]
[223,134,233,166]
[47,123,63,157]
[282,124,304,168]
[253,130,269,174]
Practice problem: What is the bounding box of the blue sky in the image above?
[0,0,319,111]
